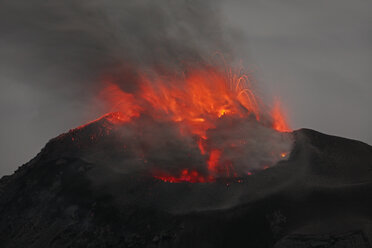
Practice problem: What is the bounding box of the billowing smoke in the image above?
[1,0,293,180]
[0,0,230,91]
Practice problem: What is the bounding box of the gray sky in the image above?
[0,0,371,176]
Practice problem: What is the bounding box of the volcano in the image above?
[0,59,370,248]
[0,112,372,247]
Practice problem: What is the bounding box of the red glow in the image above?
[100,84,142,123]
[92,64,291,183]
[280,152,287,158]
[74,112,128,130]
[207,149,222,172]
[154,169,214,183]
[272,101,291,132]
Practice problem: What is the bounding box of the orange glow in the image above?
[100,84,142,123]
[74,112,129,130]
[207,149,222,172]
[95,64,291,183]
[101,67,262,137]
[197,138,206,155]
[272,101,291,132]
[154,169,214,183]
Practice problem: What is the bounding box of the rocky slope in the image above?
[1,119,372,247]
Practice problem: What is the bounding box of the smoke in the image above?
[0,0,230,91]
[1,0,293,179]
[0,0,236,175]
[55,112,293,212]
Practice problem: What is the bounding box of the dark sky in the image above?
[0,0,371,176]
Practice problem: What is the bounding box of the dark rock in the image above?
[0,128,371,247]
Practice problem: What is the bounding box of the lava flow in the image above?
[78,64,292,183]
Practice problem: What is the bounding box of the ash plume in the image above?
[0,0,230,92]
[0,0,293,179]
[0,0,235,174]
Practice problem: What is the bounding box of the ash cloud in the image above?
[0,0,293,177]
[1,0,230,86]
[0,0,233,175]
[0,0,295,213]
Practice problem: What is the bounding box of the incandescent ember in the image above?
[68,64,293,183]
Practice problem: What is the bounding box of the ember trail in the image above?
[72,64,292,183]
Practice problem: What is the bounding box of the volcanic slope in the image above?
[1,115,372,248]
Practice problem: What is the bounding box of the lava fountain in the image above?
[73,63,292,183]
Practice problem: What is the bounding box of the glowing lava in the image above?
[154,169,214,183]
[272,101,291,132]
[83,64,292,183]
